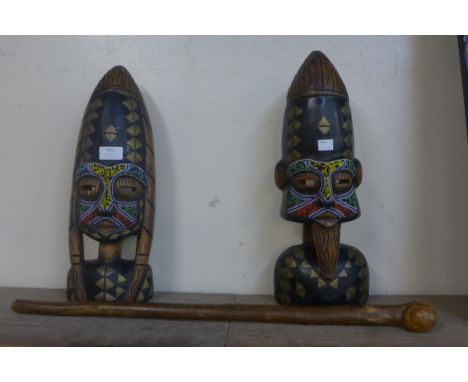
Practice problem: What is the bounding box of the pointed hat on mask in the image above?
[282,51,355,163]
[74,65,154,179]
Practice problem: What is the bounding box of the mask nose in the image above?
[98,210,113,217]
[318,198,334,208]
[97,190,114,213]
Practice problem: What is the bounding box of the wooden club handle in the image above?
[11,299,436,333]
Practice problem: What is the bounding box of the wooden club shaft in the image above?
[11,299,436,333]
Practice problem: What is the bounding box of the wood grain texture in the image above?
[228,295,464,346]
[2,288,468,346]
[287,51,348,100]
[8,287,468,347]
[1,288,231,346]
[309,222,341,279]
[11,299,436,333]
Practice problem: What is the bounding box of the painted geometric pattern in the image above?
[316,116,331,135]
[286,106,303,162]
[340,104,354,159]
[77,93,148,167]
[274,245,369,305]
[79,97,103,163]
[66,261,154,302]
[124,98,144,164]
[75,162,148,240]
[285,158,360,221]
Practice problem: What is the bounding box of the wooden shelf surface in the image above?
[1,287,467,346]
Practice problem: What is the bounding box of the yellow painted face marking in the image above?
[309,160,343,200]
[90,163,126,210]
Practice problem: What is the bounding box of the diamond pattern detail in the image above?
[85,123,96,136]
[86,111,99,122]
[317,116,331,135]
[340,105,350,117]
[126,125,141,136]
[346,287,356,301]
[126,112,140,123]
[82,136,93,150]
[123,99,138,111]
[288,120,302,133]
[104,125,118,143]
[318,126,330,135]
[127,151,143,163]
[116,287,125,297]
[95,278,106,290]
[105,293,116,301]
[296,282,305,298]
[127,138,142,150]
[286,106,303,161]
[310,269,319,279]
[288,106,303,120]
[344,134,353,148]
[117,273,127,285]
[284,257,297,269]
[342,120,352,132]
[287,150,301,162]
[329,279,339,290]
[287,136,301,150]
[142,279,150,291]
[338,269,348,278]
[92,98,103,109]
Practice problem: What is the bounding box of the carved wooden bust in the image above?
[67,66,155,302]
[274,51,368,305]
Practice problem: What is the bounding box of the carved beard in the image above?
[311,222,341,279]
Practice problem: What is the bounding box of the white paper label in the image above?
[99,146,123,160]
[317,139,334,151]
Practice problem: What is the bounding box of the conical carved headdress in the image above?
[282,51,354,163]
[75,66,153,170]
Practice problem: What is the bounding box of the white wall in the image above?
[0,36,467,295]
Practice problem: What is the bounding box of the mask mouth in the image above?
[93,219,118,236]
[315,211,340,228]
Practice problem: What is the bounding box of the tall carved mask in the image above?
[68,66,155,302]
[275,51,363,228]
[273,51,369,306]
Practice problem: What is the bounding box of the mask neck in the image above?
[98,241,122,264]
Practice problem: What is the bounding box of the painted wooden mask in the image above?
[68,66,155,302]
[275,51,363,227]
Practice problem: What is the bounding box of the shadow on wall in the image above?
[140,89,179,292]
[406,36,468,294]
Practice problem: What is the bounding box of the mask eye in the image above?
[333,171,353,194]
[78,176,100,201]
[114,176,144,201]
[291,172,321,194]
